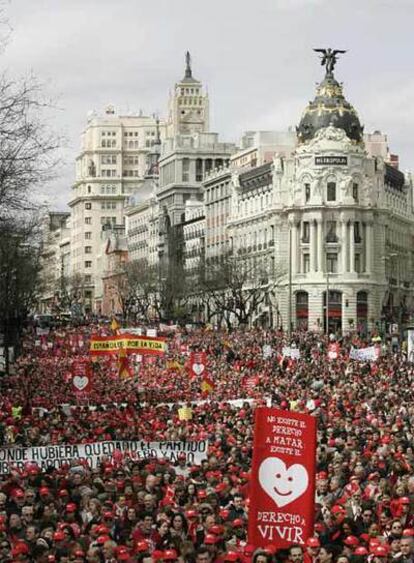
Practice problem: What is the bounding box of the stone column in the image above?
[310,220,316,273]
[291,221,297,275]
[341,220,348,273]
[349,220,355,273]
[317,218,323,273]
[365,221,372,274]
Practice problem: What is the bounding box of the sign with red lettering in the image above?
[189,351,207,378]
[71,359,92,395]
[248,408,316,549]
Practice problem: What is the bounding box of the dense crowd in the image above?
[0,325,414,563]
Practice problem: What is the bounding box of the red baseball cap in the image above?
[204,534,218,545]
[355,547,369,555]
[306,537,321,548]
[11,542,29,556]
[53,531,65,541]
[232,518,245,528]
[117,548,130,561]
[135,540,150,552]
[163,549,178,560]
[400,497,410,505]
[372,545,389,557]
[224,552,240,562]
[96,535,110,544]
[344,535,360,547]
[66,502,77,512]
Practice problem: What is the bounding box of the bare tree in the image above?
[0,74,60,220]
[199,252,286,328]
[109,260,160,322]
[0,217,43,371]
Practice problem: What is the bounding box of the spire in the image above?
[184,51,192,79]
[154,115,161,146]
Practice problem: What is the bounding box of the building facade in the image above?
[227,58,414,333]
[38,212,71,312]
[69,107,166,312]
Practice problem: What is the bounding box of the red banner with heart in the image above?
[248,408,316,550]
[189,351,207,379]
[71,359,92,395]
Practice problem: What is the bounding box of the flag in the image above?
[201,375,214,395]
[167,360,182,372]
[118,347,132,379]
[111,318,120,333]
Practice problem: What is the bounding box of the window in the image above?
[85,261,92,268]
[196,159,203,182]
[85,246,92,254]
[85,275,92,283]
[354,221,361,243]
[182,158,190,182]
[326,253,338,273]
[85,217,92,225]
[85,203,91,210]
[302,221,310,243]
[101,155,116,165]
[87,185,91,194]
[326,221,337,243]
[355,253,361,273]
[85,232,92,239]
[305,183,311,202]
[327,182,336,202]
[353,183,359,202]
[303,253,310,273]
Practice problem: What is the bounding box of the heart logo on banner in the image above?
[192,363,205,376]
[73,376,89,391]
[258,456,309,508]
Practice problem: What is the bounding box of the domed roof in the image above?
[297,74,363,144]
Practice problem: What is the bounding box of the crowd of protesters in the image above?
[0,323,414,563]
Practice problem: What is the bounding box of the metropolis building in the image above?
[227,54,414,333]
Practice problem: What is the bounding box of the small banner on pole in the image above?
[248,407,316,549]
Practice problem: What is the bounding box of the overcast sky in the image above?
[2,0,414,210]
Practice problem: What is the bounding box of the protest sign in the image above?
[72,359,92,394]
[263,344,273,359]
[282,347,301,360]
[90,335,167,356]
[248,408,316,549]
[0,439,208,474]
[349,346,378,362]
[327,342,340,360]
[408,328,414,362]
[189,351,207,378]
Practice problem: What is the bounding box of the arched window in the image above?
[296,291,308,330]
[327,182,336,202]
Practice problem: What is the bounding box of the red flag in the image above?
[248,408,316,550]
[201,373,214,395]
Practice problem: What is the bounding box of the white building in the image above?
[69,107,166,312]
[227,58,414,333]
[38,212,71,312]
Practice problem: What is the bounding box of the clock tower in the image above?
[167,52,209,137]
